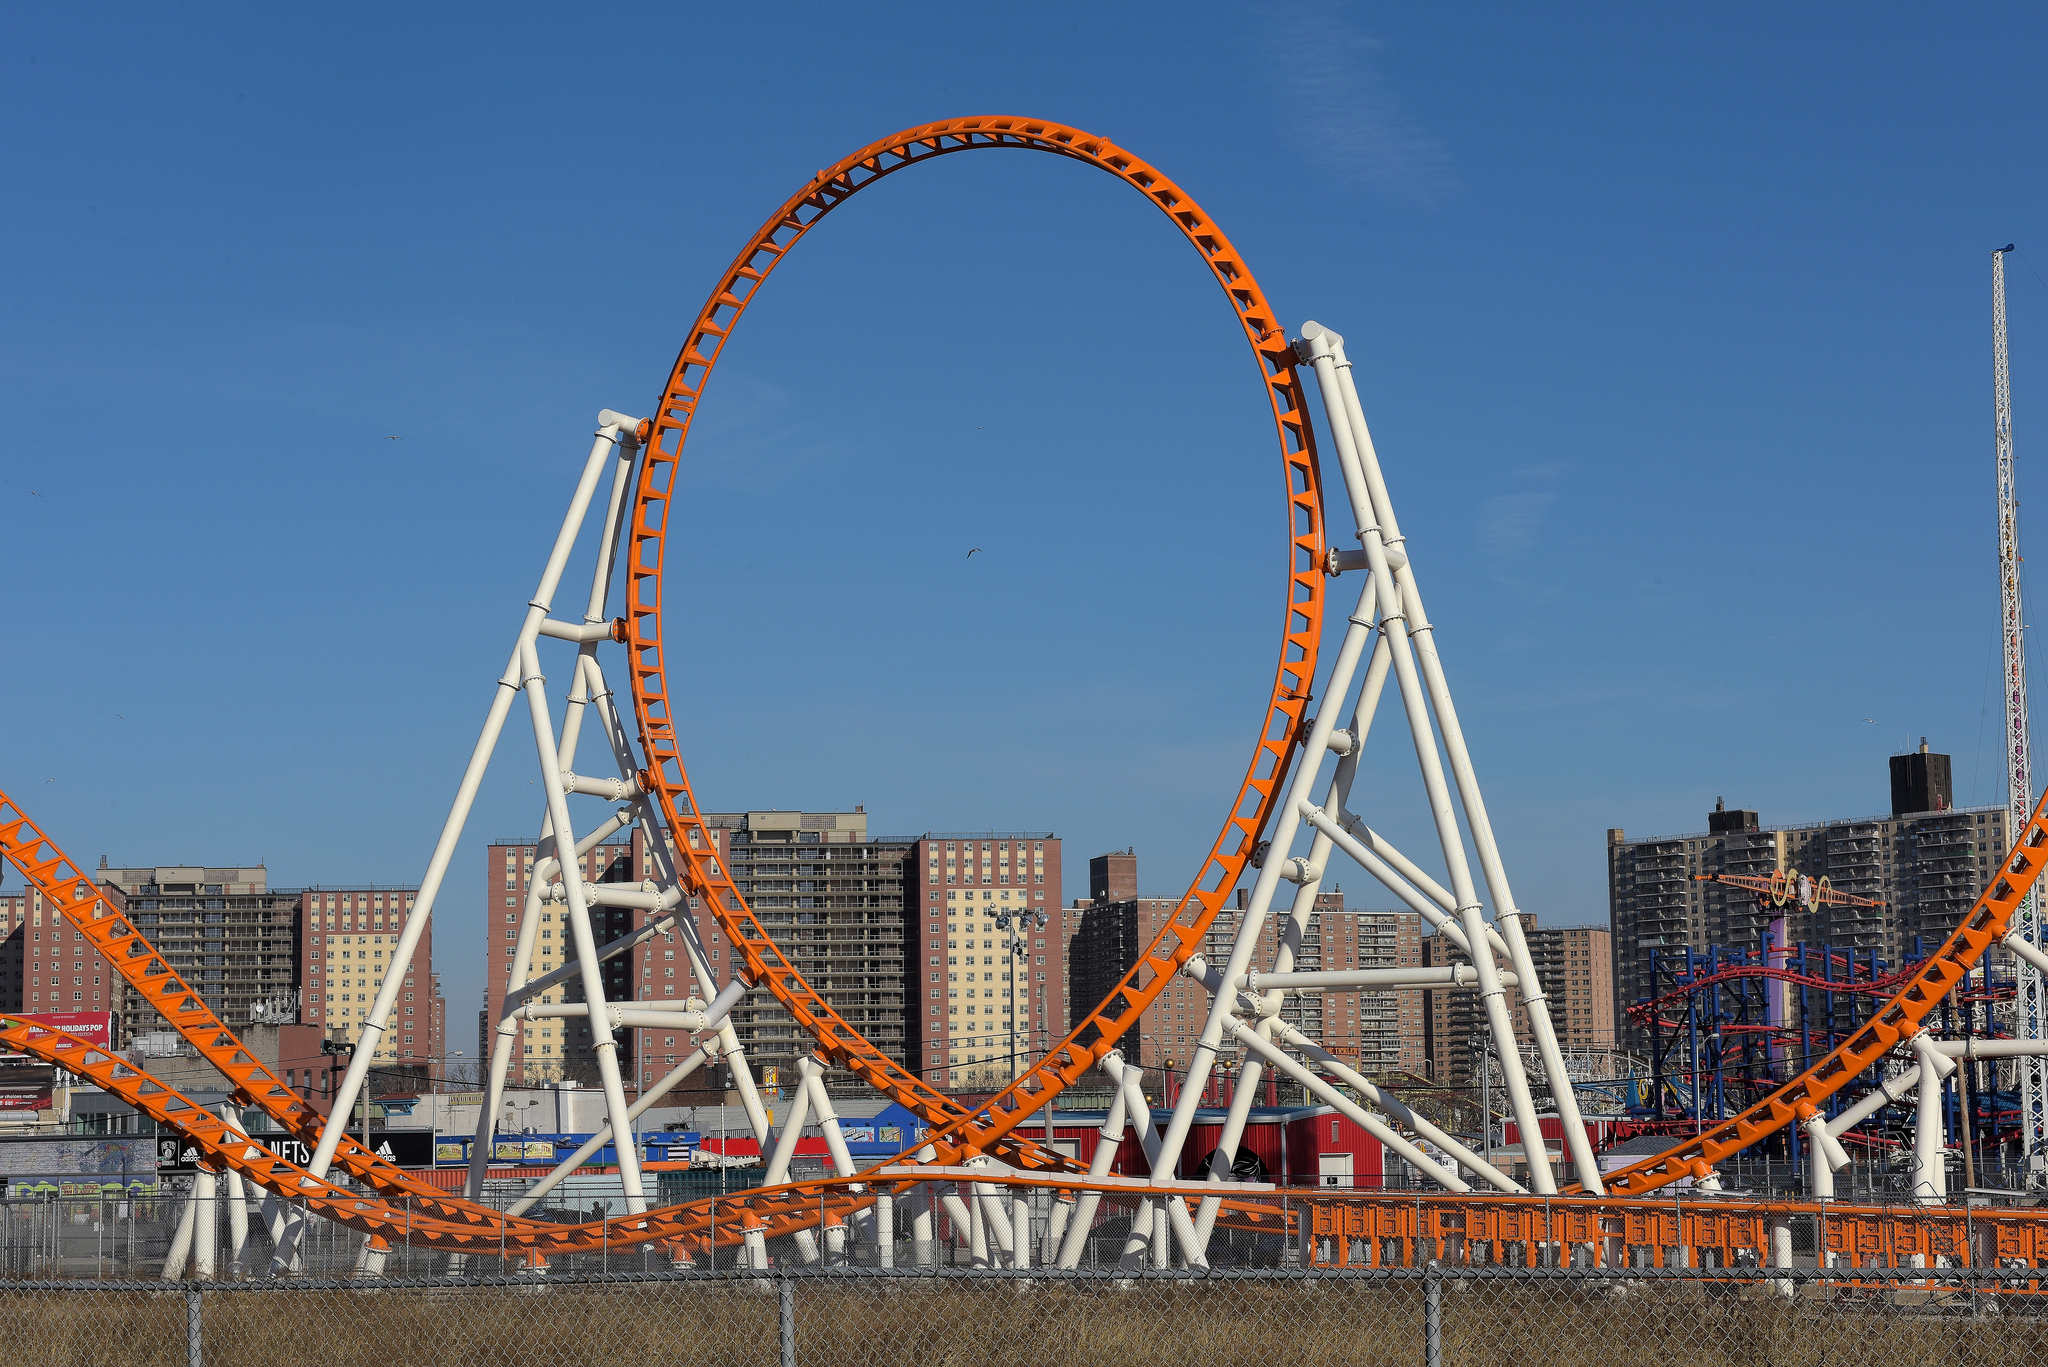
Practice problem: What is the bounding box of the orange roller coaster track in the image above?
[0,116,1325,1246]
[620,116,1327,1170]
[3,115,2045,1261]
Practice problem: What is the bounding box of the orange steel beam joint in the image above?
[2,115,2044,1256]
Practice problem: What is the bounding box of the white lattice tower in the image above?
[1995,246,2047,1173]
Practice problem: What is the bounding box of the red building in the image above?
[1023,1104,1392,1188]
[1,884,121,1031]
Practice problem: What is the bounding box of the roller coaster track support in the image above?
[8,118,2048,1278]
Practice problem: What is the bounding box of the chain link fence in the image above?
[10,1187,2048,1284]
[0,1266,2047,1367]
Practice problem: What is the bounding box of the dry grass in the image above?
[1,1277,2046,1367]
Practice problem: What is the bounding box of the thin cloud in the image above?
[1477,491,1554,558]
[1263,3,1460,204]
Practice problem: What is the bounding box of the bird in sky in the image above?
[384,436,402,441]
[29,490,41,496]
[1862,718,1878,724]
[966,548,982,559]
[116,714,124,720]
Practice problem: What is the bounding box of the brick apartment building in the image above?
[1420,916,1614,1089]
[907,832,1062,1090]
[99,862,298,1041]
[0,894,32,1014]
[1,886,118,1028]
[1607,743,2005,1054]
[297,885,440,1083]
[1061,854,1424,1078]
[2,863,294,1050]
[716,811,913,1087]
[484,807,916,1096]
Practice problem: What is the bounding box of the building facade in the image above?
[1060,860,1423,1080]
[100,862,298,1040]
[1065,891,1182,1071]
[1422,917,1616,1087]
[297,884,439,1083]
[0,894,29,1015]
[1519,923,1614,1050]
[718,810,912,1087]
[1606,744,2007,1055]
[908,832,1061,1089]
[481,834,635,1086]
[485,808,923,1097]
[1,885,120,1031]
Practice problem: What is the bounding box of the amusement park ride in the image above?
[5,117,2048,1278]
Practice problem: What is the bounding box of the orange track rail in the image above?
[1596,780,2048,1194]
[621,116,1327,1170]
[0,798,549,1237]
[4,114,2039,1254]
[0,116,1324,1247]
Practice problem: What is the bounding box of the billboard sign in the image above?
[0,1062,55,1113]
[258,1131,433,1168]
[13,1012,115,1048]
[160,1130,435,1172]
[367,1131,434,1167]
[156,1137,201,1172]
[9,1174,162,1198]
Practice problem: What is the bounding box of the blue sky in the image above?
[6,5,2048,1025]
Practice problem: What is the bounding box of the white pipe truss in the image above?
[287,315,1611,1273]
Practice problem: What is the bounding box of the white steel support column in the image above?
[1296,322,1557,1194]
[471,824,563,1199]
[1151,566,1379,1201]
[191,1169,218,1281]
[310,413,640,1190]
[260,1193,297,1277]
[803,1057,868,1257]
[912,1188,935,1267]
[1310,321,1602,1193]
[223,1171,248,1278]
[759,1079,821,1265]
[519,636,648,1215]
[162,1180,198,1280]
[1010,1191,1031,1271]
[1104,1053,1206,1268]
[1195,634,1394,1250]
[876,1191,896,1268]
[1803,1109,1847,1202]
[215,1107,251,1278]
[1055,1059,1133,1268]
[1912,1034,1956,1204]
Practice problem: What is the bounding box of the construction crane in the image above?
[1995,243,2048,1175]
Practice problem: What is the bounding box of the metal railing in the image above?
[2,1265,2048,1367]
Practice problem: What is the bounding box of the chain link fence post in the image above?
[778,1275,795,1367]
[184,1286,202,1367]
[1422,1262,1441,1367]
